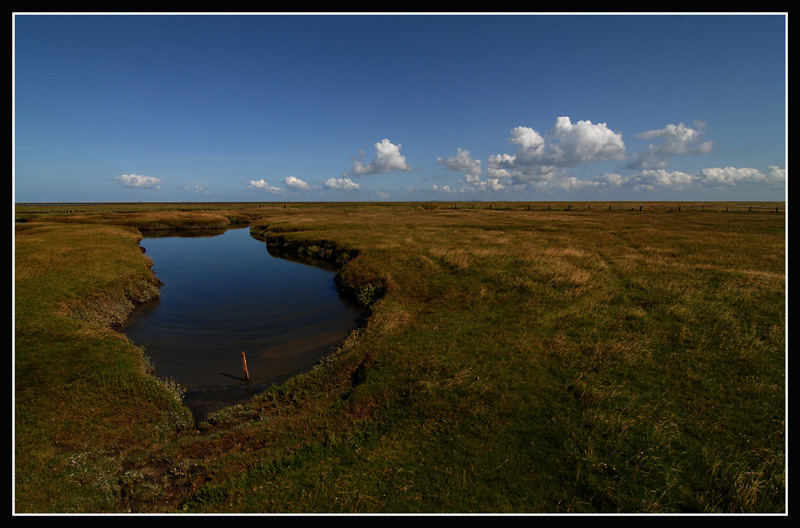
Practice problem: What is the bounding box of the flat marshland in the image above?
[13,201,786,513]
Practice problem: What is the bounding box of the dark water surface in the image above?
[121,227,364,423]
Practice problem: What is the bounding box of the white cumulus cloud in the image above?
[116,174,162,189]
[284,176,310,190]
[765,166,787,183]
[637,122,714,155]
[509,126,547,157]
[593,173,625,187]
[627,169,694,191]
[459,177,511,194]
[584,166,785,195]
[324,177,360,191]
[698,166,785,186]
[547,117,626,166]
[437,148,482,179]
[628,121,715,169]
[486,117,626,186]
[248,179,284,193]
[351,139,412,176]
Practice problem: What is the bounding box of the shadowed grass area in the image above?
[14,202,785,513]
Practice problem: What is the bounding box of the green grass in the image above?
[14,222,193,512]
[14,201,786,513]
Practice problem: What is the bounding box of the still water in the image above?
[121,227,364,422]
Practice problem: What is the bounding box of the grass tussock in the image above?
[14,201,785,513]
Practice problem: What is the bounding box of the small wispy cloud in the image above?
[109,155,281,164]
[116,174,162,189]
[183,185,210,196]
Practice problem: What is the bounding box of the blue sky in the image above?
[13,13,787,203]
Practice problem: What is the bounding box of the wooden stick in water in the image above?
[241,351,250,382]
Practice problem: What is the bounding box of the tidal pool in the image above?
[121,226,364,422]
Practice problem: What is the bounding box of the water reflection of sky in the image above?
[121,227,364,421]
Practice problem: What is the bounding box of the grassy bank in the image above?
[14,202,786,513]
[14,221,194,512]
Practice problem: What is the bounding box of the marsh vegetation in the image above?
[14,201,785,513]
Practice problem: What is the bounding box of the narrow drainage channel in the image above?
[120,226,365,423]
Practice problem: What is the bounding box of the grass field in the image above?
[13,201,786,513]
